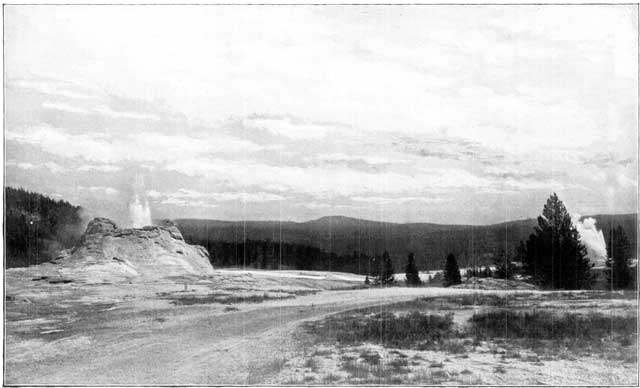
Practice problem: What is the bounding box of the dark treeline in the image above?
[185,236,380,275]
[5,187,84,268]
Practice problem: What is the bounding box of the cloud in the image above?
[78,164,122,172]
[166,157,494,198]
[350,196,448,205]
[11,77,99,100]
[148,188,288,206]
[3,6,637,223]
[6,124,262,164]
[244,115,335,140]
[160,197,219,209]
[42,99,163,121]
[6,159,66,173]
[77,185,119,196]
[42,100,90,114]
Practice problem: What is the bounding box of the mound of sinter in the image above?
[44,218,213,284]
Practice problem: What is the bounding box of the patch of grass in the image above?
[223,306,239,312]
[342,359,371,379]
[322,373,342,383]
[387,357,410,374]
[306,311,454,349]
[494,365,507,374]
[359,351,381,365]
[440,339,467,354]
[312,348,332,357]
[170,293,295,306]
[468,310,636,342]
[303,356,319,371]
[389,349,408,358]
[247,357,288,384]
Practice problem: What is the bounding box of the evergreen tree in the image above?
[494,249,514,279]
[364,275,370,285]
[404,252,422,286]
[443,253,462,286]
[378,251,395,285]
[605,226,633,289]
[521,193,593,289]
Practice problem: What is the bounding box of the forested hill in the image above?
[5,187,84,268]
[176,214,637,271]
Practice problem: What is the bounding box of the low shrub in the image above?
[307,311,454,348]
[469,310,636,341]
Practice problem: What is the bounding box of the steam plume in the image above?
[572,213,607,267]
[129,174,152,228]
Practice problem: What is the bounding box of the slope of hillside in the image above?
[5,187,85,267]
[175,214,636,271]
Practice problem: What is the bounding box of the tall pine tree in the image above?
[405,252,422,286]
[443,253,462,286]
[378,251,395,285]
[605,225,633,289]
[521,193,593,289]
[494,249,515,279]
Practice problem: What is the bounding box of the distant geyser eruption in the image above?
[572,213,607,267]
[129,173,152,228]
[129,194,152,228]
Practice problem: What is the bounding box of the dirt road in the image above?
[6,286,520,385]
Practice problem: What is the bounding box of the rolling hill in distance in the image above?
[175,213,637,270]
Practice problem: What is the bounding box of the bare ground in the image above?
[5,269,638,385]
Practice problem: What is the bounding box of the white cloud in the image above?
[77,185,119,196]
[351,196,448,205]
[149,188,287,204]
[42,100,90,114]
[6,125,262,164]
[44,162,66,173]
[78,164,122,172]
[166,157,494,198]
[6,160,66,173]
[3,6,637,223]
[160,197,219,209]
[245,116,333,140]
[92,105,162,122]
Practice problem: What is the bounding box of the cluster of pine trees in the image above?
[185,237,383,275]
[515,193,634,290]
[5,187,84,268]
[420,193,636,291]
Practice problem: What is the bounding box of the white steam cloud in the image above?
[572,213,607,267]
[129,194,152,228]
[129,174,152,228]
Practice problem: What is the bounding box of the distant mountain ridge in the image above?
[175,213,637,270]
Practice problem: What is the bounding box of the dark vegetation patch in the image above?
[305,295,637,362]
[169,293,295,306]
[5,187,84,268]
[48,279,74,284]
[469,310,636,349]
[305,310,455,350]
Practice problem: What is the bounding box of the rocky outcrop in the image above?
[84,217,118,235]
[36,218,214,284]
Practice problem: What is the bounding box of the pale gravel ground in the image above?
[271,342,638,385]
[5,268,638,385]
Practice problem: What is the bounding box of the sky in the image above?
[4,5,638,226]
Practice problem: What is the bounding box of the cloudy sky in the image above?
[4,5,638,225]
